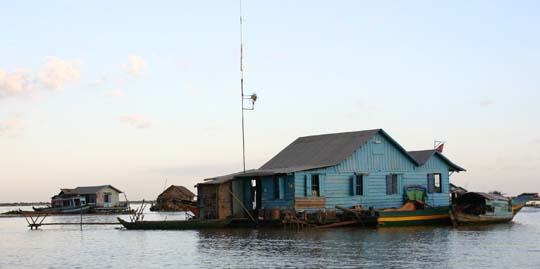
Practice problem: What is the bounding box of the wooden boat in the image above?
[453,192,517,225]
[33,205,91,214]
[117,217,232,230]
[378,202,450,227]
[378,186,450,227]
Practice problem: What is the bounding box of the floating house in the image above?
[151,185,196,211]
[197,129,465,220]
[52,185,126,209]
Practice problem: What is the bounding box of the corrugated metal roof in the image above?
[199,170,259,185]
[71,185,123,194]
[261,129,419,170]
[408,149,466,172]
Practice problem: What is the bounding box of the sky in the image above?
[1,1,539,202]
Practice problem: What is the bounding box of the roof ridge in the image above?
[408,149,436,153]
[297,129,382,139]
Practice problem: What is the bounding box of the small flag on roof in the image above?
[434,140,445,153]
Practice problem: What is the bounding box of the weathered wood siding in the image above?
[217,182,232,219]
[293,133,452,210]
[295,197,326,209]
[197,185,217,219]
[231,180,244,217]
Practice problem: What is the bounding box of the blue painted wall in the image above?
[278,132,455,211]
[259,175,295,210]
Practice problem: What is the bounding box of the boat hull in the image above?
[378,207,450,227]
[33,205,91,214]
[454,212,513,225]
[117,217,232,230]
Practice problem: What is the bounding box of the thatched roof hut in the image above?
[152,185,196,211]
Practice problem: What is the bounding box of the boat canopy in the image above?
[460,192,509,202]
[404,185,426,203]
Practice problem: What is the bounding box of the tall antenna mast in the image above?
[239,0,257,173]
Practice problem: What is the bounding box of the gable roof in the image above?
[159,185,195,198]
[408,149,466,172]
[260,129,419,171]
[408,150,437,166]
[200,129,466,186]
[71,185,123,195]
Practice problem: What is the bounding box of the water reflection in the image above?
[0,207,540,268]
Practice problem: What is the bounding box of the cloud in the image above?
[104,89,123,98]
[0,69,35,98]
[119,115,152,129]
[123,55,146,76]
[37,57,80,90]
[0,118,24,135]
[477,98,494,107]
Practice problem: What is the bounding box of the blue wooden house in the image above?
[197,129,465,220]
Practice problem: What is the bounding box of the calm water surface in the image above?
[1,205,540,268]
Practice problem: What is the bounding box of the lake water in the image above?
[1,205,540,268]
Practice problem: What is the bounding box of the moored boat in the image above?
[378,185,450,227]
[378,203,450,227]
[453,192,515,225]
[117,217,232,230]
[32,205,91,214]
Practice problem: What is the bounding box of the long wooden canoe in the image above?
[117,217,232,230]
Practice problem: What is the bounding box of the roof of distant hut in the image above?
[158,185,196,200]
[60,188,73,194]
[71,185,123,194]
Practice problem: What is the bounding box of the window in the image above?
[305,174,324,197]
[386,174,399,195]
[428,173,442,193]
[104,192,111,203]
[354,174,364,196]
[311,174,320,197]
[273,176,280,199]
[434,174,441,193]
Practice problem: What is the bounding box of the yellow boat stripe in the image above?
[379,214,449,222]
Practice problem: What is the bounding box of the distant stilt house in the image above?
[152,185,196,211]
[196,129,465,220]
[52,185,126,209]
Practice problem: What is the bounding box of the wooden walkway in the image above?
[20,210,120,230]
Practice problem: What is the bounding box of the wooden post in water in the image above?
[80,206,83,231]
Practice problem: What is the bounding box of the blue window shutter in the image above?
[386,175,393,195]
[279,176,285,199]
[351,175,357,196]
[305,174,312,197]
[427,174,435,193]
[319,174,325,197]
[360,176,364,196]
